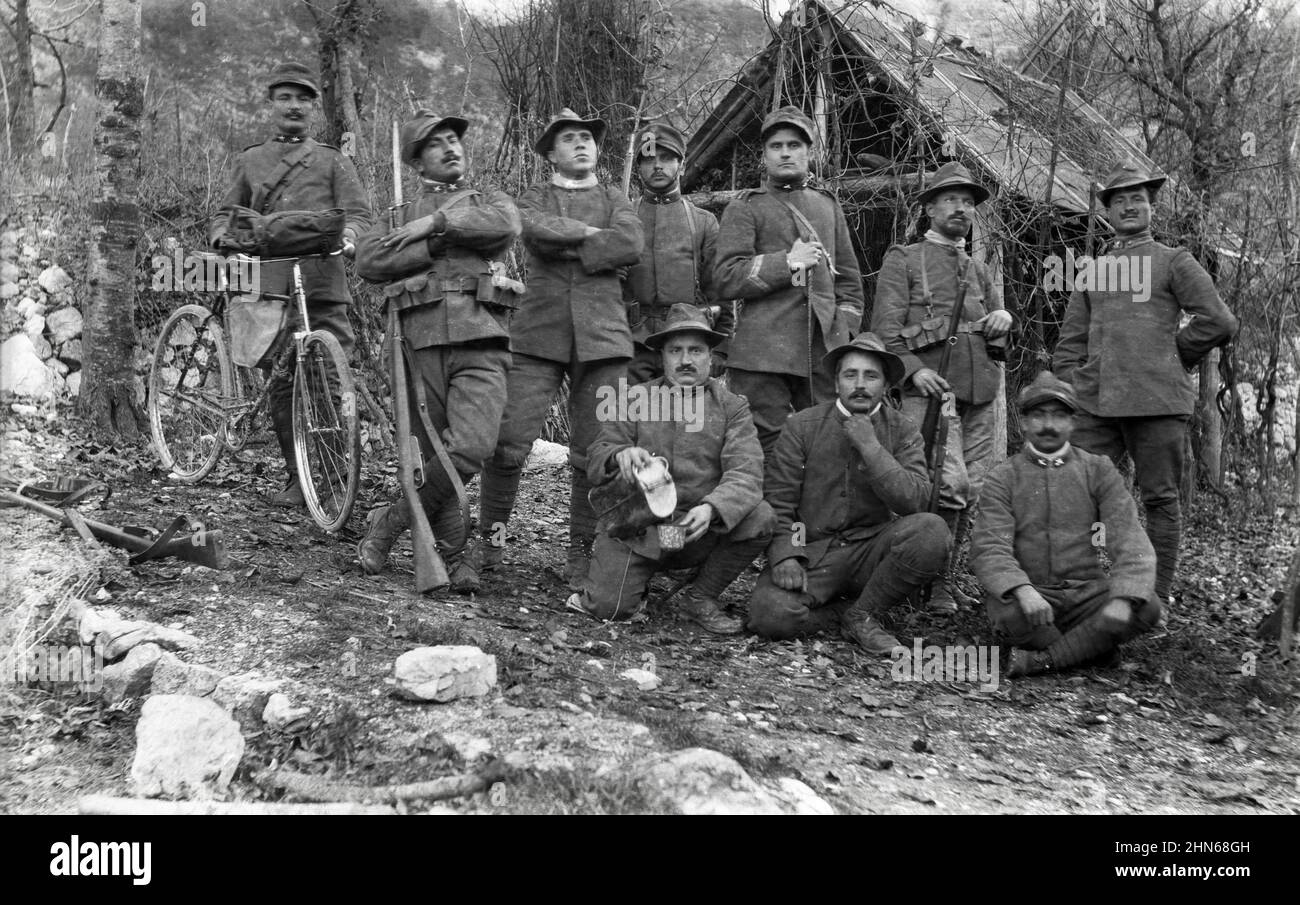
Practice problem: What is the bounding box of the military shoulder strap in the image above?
[252,141,315,214]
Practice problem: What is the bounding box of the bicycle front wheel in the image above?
[292,330,360,532]
[148,304,232,482]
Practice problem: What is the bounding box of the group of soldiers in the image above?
[209,62,1239,678]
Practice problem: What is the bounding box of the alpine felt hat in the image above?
[644,303,727,350]
[821,332,906,387]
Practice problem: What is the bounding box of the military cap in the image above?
[400,110,470,167]
[535,108,607,156]
[1018,371,1078,413]
[266,61,320,98]
[635,121,686,160]
[1097,159,1167,207]
[645,303,727,349]
[821,332,906,387]
[760,105,815,144]
[919,161,991,206]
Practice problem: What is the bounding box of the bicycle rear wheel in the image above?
[148,304,233,482]
[292,330,360,531]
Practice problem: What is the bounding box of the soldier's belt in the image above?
[382,271,517,313]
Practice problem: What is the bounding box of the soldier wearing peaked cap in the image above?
[624,120,734,384]
[1053,159,1238,606]
[209,61,372,508]
[713,105,866,458]
[748,332,950,653]
[464,108,645,593]
[870,160,1012,614]
[569,304,774,634]
[971,371,1163,677]
[352,111,522,584]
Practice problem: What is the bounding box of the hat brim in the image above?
[644,324,726,350]
[919,180,991,206]
[402,116,470,166]
[822,344,905,387]
[1019,391,1078,414]
[268,77,319,98]
[535,117,608,156]
[1098,176,1165,207]
[760,120,814,144]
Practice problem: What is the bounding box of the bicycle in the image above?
[146,249,361,532]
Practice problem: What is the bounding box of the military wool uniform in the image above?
[478,174,644,566]
[625,189,732,383]
[576,376,774,620]
[713,181,864,456]
[210,135,371,486]
[355,180,521,554]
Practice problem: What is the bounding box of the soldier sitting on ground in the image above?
[971,372,1162,677]
[747,333,950,653]
[567,304,774,634]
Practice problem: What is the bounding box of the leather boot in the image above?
[357,497,411,575]
[270,419,305,507]
[928,507,978,613]
[678,586,744,635]
[450,533,504,594]
[841,609,902,655]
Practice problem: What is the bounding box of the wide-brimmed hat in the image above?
[535,108,607,156]
[645,303,727,349]
[1097,160,1166,206]
[635,121,686,160]
[400,110,470,167]
[919,161,991,206]
[760,105,815,144]
[1018,371,1078,413]
[821,332,906,387]
[266,61,320,98]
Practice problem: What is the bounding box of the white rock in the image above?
[526,438,570,469]
[37,265,71,296]
[100,643,164,703]
[45,306,82,344]
[212,672,286,728]
[22,314,45,337]
[65,371,81,397]
[0,261,18,282]
[20,244,37,260]
[0,282,17,300]
[48,358,68,376]
[394,646,497,702]
[625,748,811,815]
[0,334,54,400]
[15,297,44,319]
[442,731,493,762]
[78,607,124,644]
[99,620,199,660]
[31,334,52,360]
[261,692,311,730]
[130,695,244,799]
[619,668,662,691]
[768,777,836,815]
[11,402,38,416]
[150,652,223,697]
[0,230,19,246]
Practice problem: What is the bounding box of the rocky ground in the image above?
[1,406,1297,815]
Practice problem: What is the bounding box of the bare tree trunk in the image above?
[9,0,36,155]
[1199,350,1222,487]
[78,0,145,438]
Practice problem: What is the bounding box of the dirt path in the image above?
[2,410,1297,814]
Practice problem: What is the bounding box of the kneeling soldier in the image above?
[971,372,1162,677]
[354,111,521,575]
[748,333,950,652]
[568,304,774,634]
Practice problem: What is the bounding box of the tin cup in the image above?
[657,523,685,551]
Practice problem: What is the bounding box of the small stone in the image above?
[150,652,223,697]
[57,338,82,366]
[130,695,244,799]
[394,646,497,703]
[0,261,18,281]
[0,334,54,400]
[212,672,286,729]
[0,282,17,300]
[100,621,199,660]
[45,305,82,344]
[65,371,81,397]
[100,643,164,703]
[22,314,44,337]
[261,692,311,730]
[15,297,45,319]
[37,265,72,296]
[619,668,661,691]
[442,731,493,762]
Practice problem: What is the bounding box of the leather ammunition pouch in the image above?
[899,315,1010,362]
[382,268,521,315]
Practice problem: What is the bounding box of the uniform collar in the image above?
[642,188,682,204]
[1108,229,1153,251]
[835,399,882,419]
[273,134,306,143]
[923,229,966,250]
[1025,441,1071,468]
[420,178,467,194]
[552,173,598,190]
[768,176,811,192]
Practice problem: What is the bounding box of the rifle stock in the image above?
[920,257,971,513]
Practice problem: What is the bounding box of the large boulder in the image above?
[0,334,54,400]
[394,646,497,702]
[45,306,82,345]
[37,265,71,297]
[622,748,833,815]
[130,695,244,799]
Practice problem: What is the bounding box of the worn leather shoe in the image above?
[679,588,743,635]
[357,500,410,575]
[841,612,901,655]
[271,478,306,507]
